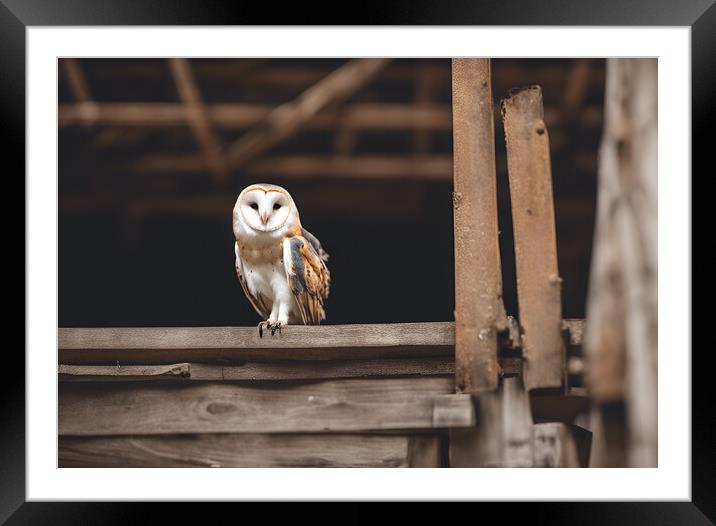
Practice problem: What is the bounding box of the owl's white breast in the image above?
[236,235,297,316]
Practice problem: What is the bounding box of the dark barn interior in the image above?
[59,58,604,328]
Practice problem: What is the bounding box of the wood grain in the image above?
[58,322,455,364]
[449,377,533,467]
[502,85,565,392]
[58,321,585,368]
[58,377,470,436]
[451,58,507,393]
[59,363,191,382]
[59,358,455,382]
[59,433,442,468]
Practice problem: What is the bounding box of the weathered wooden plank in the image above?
[58,377,474,436]
[59,358,455,382]
[59,433,441,468]
[449,391,504,467]
[58,363,191,382]
[451,58,507,394]
[432,394,475,428]
[502,85,565,392]
[58,322,455,364]
[58,321,585,367]
[407,435,443,468]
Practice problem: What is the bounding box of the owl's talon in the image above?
[258,321,269,338]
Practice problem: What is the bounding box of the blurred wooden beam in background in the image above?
[61,58,92,103]
[168,58,229,183]
[59,183,430,220]
[61,61,603,96]
[414,65,437,156]
[225,58,391,169]
[560,59,595,121]
[121,154,453,180]
[59,102,601,131]
[585,58,657,468]
[60,58,97,128]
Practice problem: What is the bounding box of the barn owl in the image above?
[233,183,330,337]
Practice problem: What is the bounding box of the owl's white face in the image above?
[236,186,293,233]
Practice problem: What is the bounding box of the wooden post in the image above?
[502,85,565,393]
[585,59,657,467]
[451,58,506,394]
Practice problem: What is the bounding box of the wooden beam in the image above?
[58,378,472,435]
[58,322,456,364]
[58,358,455,382]
[59,363,191,382]
[168,58,229,183]
[60,183,428,220]
[59,433,442,468]
[414,65,436,156]
[58,320,585,366]
[225,58,391,169]
[61,58,92,103]
[248,155,452,180]
[58,101,600,131]
[82,61,601,96]
[560,59,594,120]
[87,61,440,88]
[123,154,453,180]
[502,86,565,393]
[451,58,507,394]
[60,58,98,127]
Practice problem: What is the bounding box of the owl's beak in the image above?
[260,212,269,225]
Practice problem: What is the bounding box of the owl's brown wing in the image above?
[283,234,330,325]
[235,242,272,320]
[301,227,330,262]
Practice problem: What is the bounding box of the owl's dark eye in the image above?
[273,203,282,210]
[250,203,258,210]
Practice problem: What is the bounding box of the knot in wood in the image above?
[548,274,563,285]
[206,401,236,415]
[452,191,463,208]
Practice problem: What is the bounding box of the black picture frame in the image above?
[5,0,708,522]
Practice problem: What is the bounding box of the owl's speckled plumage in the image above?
[233,184,330,336]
